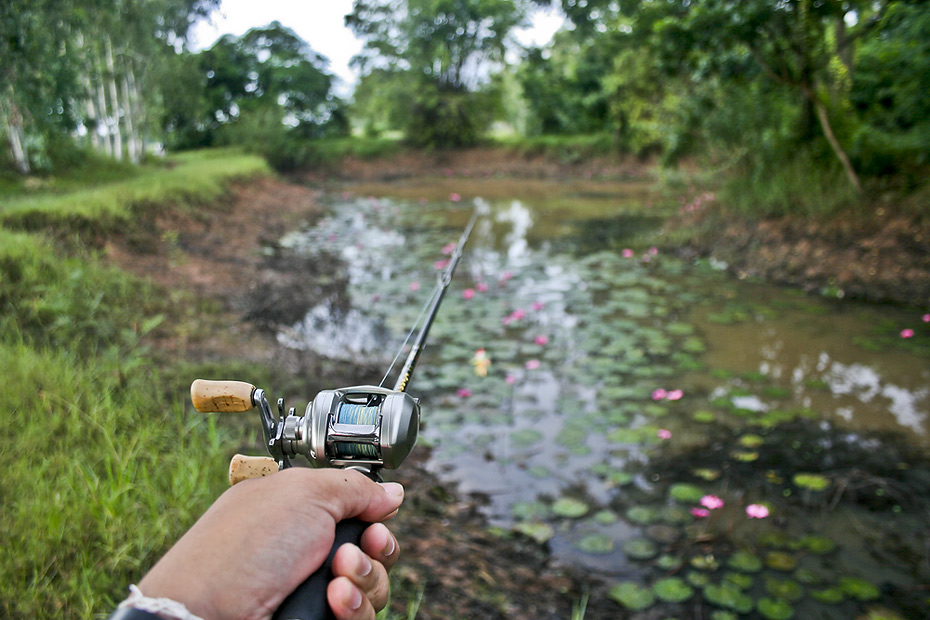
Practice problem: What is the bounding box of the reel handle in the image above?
[190,379,255,413]
[228,454,278,485]
[272,518,368,620]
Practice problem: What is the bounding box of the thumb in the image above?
[290,468,405,524]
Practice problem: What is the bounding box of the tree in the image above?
[346,0,528,146]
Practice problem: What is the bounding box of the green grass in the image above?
[493,133,621,163]
[0,148,270,619]
[0,148,268,233]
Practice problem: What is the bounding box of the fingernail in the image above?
[346,585,363,611]
[382,534,396,557]
[382,482,404,501]
[358,550,373,577]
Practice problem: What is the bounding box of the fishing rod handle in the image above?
[190,379,255,413]
[229,454,278,485]
[272,518,368,620]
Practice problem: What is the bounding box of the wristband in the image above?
[112,585,205,620]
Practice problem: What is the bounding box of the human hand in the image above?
[137,468,404,620]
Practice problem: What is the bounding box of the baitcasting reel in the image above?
[191,379,420,481]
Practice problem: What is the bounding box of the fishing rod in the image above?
[189,207,480,620]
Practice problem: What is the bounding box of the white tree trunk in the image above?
[7,103,30,174]
[104,36,123,161]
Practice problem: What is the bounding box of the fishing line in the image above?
[378,283,443,389]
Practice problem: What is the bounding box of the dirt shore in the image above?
[106,151,928,619]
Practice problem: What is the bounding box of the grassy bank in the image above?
[0,150,268,619]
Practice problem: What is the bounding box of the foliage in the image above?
[346,0,527,147]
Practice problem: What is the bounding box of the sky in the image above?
[190,0,564,96]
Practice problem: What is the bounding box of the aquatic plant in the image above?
[652,577,694,603]
[608,582,655,610]
[552,498,589,518]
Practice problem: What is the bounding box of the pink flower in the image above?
[667,389,684,401]
[701,495,724,510]
[457,388,472,398]
[449,192,462,202]
[500,271,514,281]
[442,242,457,255]
[901,329,915,338]
[525,359,541,370]
[506,374,516,385]
[409,281,421,291]
[435,259,450,270]
[534,335,549,346]
[531,301,545,311]
[477,282,489,293]
[651,388,668,401]
[511,309,526,321]
[622,248,635,258]
[690,507,710,518]
[462,288,476,300]
[658,429,672,440]
[923,314,930,323]
[648,247,659,256]
[502,317,512,326]
[746,504,770,519]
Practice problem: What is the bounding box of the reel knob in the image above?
[228,454,277,485]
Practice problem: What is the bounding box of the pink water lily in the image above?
[409,281,421,291]
[531,301,545,311]
[449,192,462,202]
[690,507,710,518]
[651,388,668,401]
[501,271,514,281]
[506,374,516,385]
[534,335,549,346]
[667,389,684,401]
[525,359,541,370]
[648,247,659,256]
[622,248,635,258]
[658,429,672,440]
[701,495,724,510]
[477,282,489,293]
[746,504,770,519]
[435,259,450,270]
[901,328,915,338]
[457,388,472,398]
[923,314,929,323]
[463,288,476,300]
[441,242,457,255]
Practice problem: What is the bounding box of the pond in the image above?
[279,178,930,619]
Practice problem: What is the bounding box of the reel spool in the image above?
[190,380,420,480]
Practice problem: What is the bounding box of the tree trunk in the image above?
[6,101,31,174]
[810,92,862,193]
[104,36,123,161]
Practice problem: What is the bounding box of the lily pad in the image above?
[511,501,550,521]
[838,576,880,601]
[796,535,836,554]
[652,577,694,603]
[810,587,844,603]
[576,534,615,554]
[792,473,830,491]
[694,467,721,481]
[723,572,754,590]
[757,597,794,620]
[510,428,544,447]
[765,551,798,571]
[593,509,619,525]
[512,522,555,544]
[690,554,721,571]
[710,612,739,620]
[739,433,765,448]
[622,537,659,560]
[669,483,704,503]
[765,577,804,602]
[687,571,711,588]
[703,582,753,613]
[693,410,716,423]
[626,505,660,525]
[552,497,590,518]
[609,582,656,611]
[728,550,763,573]
[656,554,684,571]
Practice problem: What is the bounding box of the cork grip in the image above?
[190,379,255,413]
[228,454,278,485]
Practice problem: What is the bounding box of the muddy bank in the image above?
[671,207,930,308]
